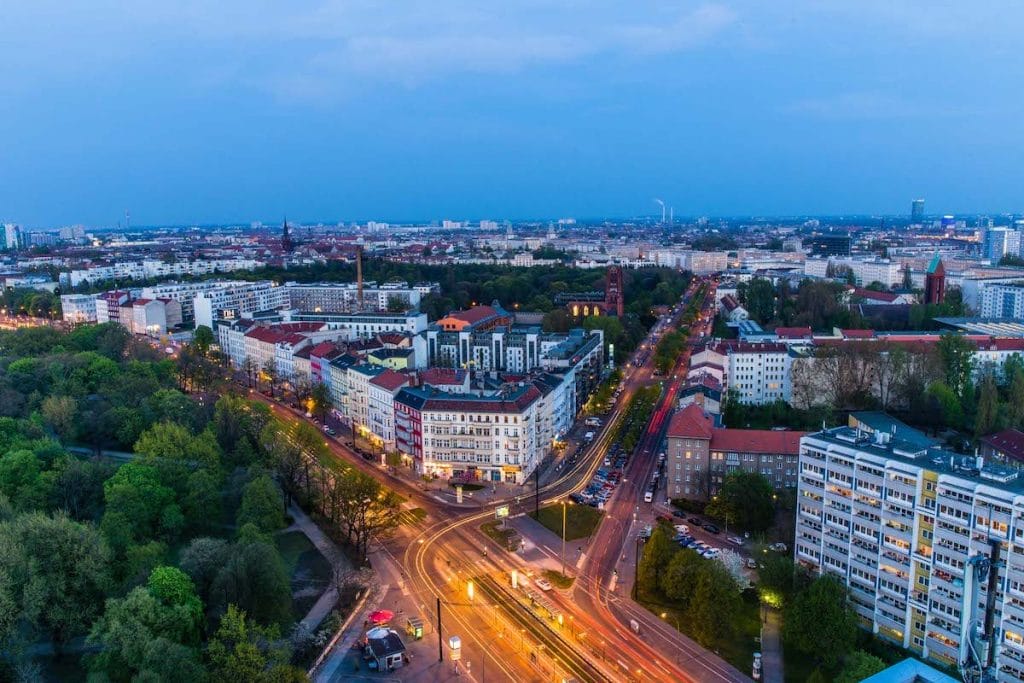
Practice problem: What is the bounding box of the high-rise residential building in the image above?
[3,224,23,251]
[795,412,1024,679]
[982,227,1021,262]
[911,199,925,223]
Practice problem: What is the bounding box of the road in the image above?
[253,277,748,682]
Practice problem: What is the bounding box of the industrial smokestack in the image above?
[356,243,364,309]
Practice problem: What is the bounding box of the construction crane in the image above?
[957,537,1004,683]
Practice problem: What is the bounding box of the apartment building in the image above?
[980,283,1024,319]
[665,403,803,500]
[141,281,225,322]
[59,294,98,324]
[395,383,544,484]
[367,369,412,452]
[194,281,289,328]
[804,256,904,288]
[284,310,429,342]
[95,291,131,325]
[691,340,792,405]
[285,280,436,313]
[63,258,263,287]
[796,412,1024,679]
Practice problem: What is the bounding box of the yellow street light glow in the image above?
[467,580,474,601]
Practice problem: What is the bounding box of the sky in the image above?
[2,1,1023,226]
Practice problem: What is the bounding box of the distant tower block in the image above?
[911,198,925,223]
[924,253,946,305]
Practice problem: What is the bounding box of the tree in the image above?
[210,539,292,626]
[135,421,222,473]
[328,468,403,563]
[183,469,223,534]
[0,511,111,650]
[784,575,857,668]
[207,605,305,682]
[757,554,796,607]
[309,382,332,423]
[937,333,975,400]
[743,278,776,324]
[686,561,740,647]
[704,471,775,533]
[40,395,78,441]
[928,381,964,430]
[238,474,286,534]
[192,325,215,355]
[0,449,51,511]
[87,571,205,682]
[49,457,113,521]
[975,373,999,437]
[835,650,886,683]
[660,548,702,605]
[179,537,230,604]
[103,461,176,534]
[637,523,676,598]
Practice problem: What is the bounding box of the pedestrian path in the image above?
[761,608,784,683]
[284,503,352,632]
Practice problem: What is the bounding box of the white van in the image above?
[643,490,654,503]
[585,417,601,427]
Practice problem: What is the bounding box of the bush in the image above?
[670,498,706,514]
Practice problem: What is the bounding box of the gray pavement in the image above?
[284,502,353,633]
[761,608,783,683]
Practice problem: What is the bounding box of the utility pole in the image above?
[561,500,567,577]
[534,467,540,518]
[436,597,443,663]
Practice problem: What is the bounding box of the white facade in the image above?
[285,281,431,314]
[194,281,289,329]
[60,294,98,324]
[981,283,1024,319]
[64,258,264,287]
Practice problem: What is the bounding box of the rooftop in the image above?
[980,428,1024,464]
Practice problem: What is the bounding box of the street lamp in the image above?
[560,499,572,577]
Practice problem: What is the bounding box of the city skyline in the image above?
[4,2,1024,225]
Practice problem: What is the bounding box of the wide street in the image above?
[256,278,747,683]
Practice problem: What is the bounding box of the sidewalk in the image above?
[761,608,783,683]
[285,502,352,632]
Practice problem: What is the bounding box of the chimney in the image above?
[356,244,364,308]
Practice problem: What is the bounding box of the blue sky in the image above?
[2,1,1023,226]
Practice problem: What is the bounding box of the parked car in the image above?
[727,536,744,546]
[671,509,686,519]
[702,523,721,534]
[534,578,553,591]
[746,559,758,569]
[688,516,702,525]
[769,542,788,552]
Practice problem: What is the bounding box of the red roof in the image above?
[710,428,806,455]
[720,294,741,311]
[666,404,714,440]
[309,341,341,358]
[370,369,410,392]
[841,329,875,339]
[132,298,153,305]
[419,368,468,386]
[448,305,501,325]
[981,429,1024,463]
[853,288,897,303]
[773,327,813,339]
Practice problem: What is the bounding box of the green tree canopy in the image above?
[237,474,286,534]
[704,470,775,533]
[784,574,857,668]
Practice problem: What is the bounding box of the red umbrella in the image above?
[368,610,394,625]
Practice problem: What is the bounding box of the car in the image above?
[746,559,758,569]
[534,578,553,591]
[702,523,721,534]
[769,542,788,552]
[671,509,686,519]
[326,428,337,436]
[688,516,702,525]
[727,536,744,546]
[655,514,671,524]
[702,549,720,559]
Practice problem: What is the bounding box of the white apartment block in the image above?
[123,298,182,336]
[60,294,98,324]
[284,310,429,341]
[63,258,263,287]
[141,281,225,322]
[692,341,792,405]
[285,281,434,314]
[981,283,1024,319]
[194,281,289,329]
[804,256,904,288]
[797,414,1024,680]
[367,369,411,451]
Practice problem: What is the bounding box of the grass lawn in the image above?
[543,569,575,589]
[530,504,603,541]
[637,590,761,676]
[480,520,516,548]
[276,530,333,626]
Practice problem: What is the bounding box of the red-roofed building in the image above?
[418,368,471,394]
[980,429,1024,469]
[666,403,805,500]
[773,327,813,340]
[436,303,512,332]
[368,369,412,451]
